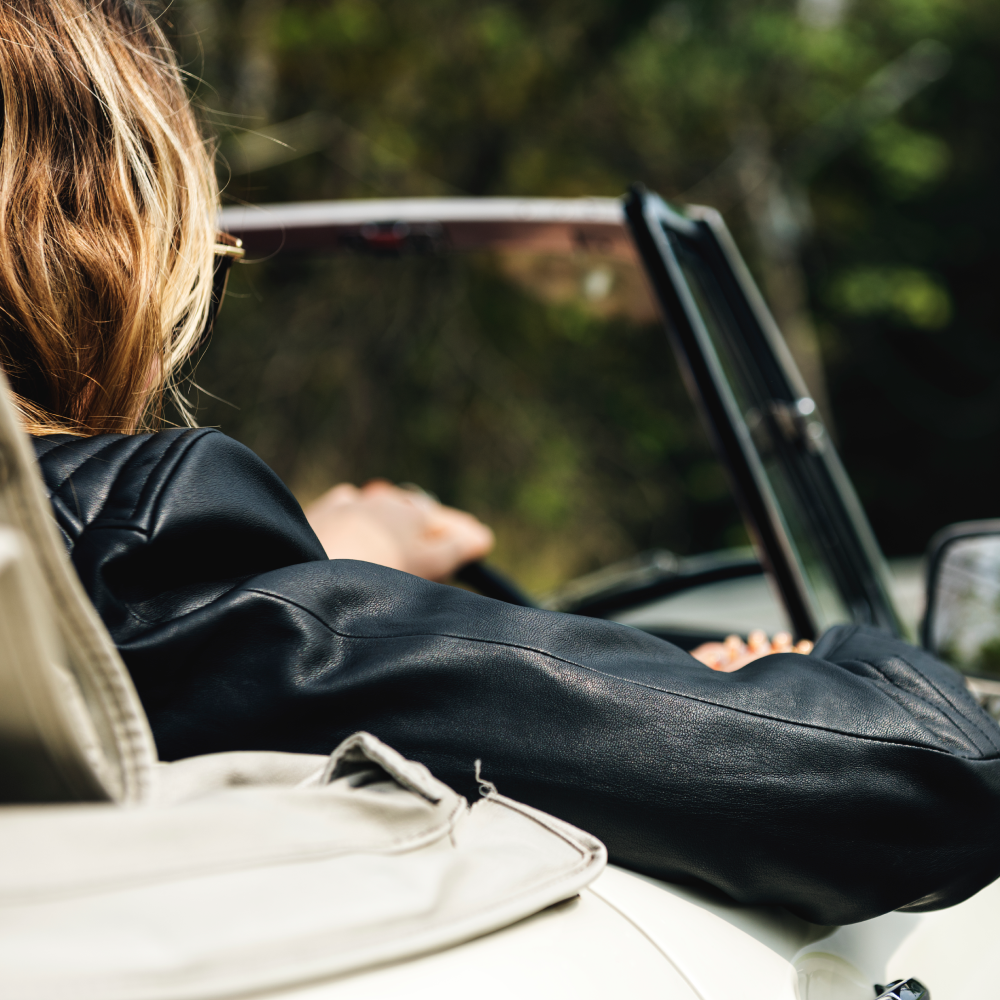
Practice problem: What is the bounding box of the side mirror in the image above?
[924,520,1000,717]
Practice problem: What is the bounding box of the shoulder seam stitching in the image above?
[43,436,128,496]
[128,429,215,528]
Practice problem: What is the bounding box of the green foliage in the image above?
[829,266,951,329]
[864,121,951,198]
[175,0,1000,561]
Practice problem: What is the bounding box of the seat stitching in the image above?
[123,581,249,627]
[131,429,214,526]
[76,521,150,539]
[913,672,1000,748]
[52,430,210,529]
[862,657,1000,754]
[810,626,999,752]
[76,521,247,627]
[40,436,128,496]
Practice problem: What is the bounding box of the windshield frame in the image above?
[625,187,903,641]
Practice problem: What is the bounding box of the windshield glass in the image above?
[195,242,752,610]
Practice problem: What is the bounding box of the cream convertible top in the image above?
[0,368,605,1000]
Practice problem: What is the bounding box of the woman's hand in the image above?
[691,630,814,672]
[303,480,494,582]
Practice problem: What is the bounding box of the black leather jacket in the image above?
[33,427,1000,925]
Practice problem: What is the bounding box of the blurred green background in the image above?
[171,0,1000,591]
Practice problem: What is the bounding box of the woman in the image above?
[4,0,1000,927]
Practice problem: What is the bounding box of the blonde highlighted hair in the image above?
[0,0,218,435]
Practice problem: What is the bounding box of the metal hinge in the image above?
[874,979,929,1000]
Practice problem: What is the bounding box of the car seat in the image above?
[0,368,605,1000]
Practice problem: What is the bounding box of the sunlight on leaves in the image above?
[865,120,951,198]
[829,266,952,329]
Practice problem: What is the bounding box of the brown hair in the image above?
[0,0,218,435]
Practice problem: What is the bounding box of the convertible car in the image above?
[1,188,997,999]
[216,188,1000,715]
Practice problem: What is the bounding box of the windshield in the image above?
[195,240,750,606]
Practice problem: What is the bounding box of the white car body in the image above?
[283,862,996,1000]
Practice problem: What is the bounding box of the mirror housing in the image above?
[923,520,1000,717]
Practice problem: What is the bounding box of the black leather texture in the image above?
[33,428,1000,925]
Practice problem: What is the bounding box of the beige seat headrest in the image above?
[0,368,156,803]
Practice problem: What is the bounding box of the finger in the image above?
[770,631,793,654]
[463,521,495,559]
[690,642,727,669]
[724,643,775,671]
[425,508,494,552]
[425,524,496,579]
[424,525,494,566]
[456,512,495,551]
[747,629,768,652]
[794,639,814,655]
[305,483,360,511]
[402,507,496,578]
[398,482,441,504]
[724,633,745,653]
[359,478,399,497]
[326,483,360,504]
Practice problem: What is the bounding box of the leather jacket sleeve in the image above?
[33,429,1000,926]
